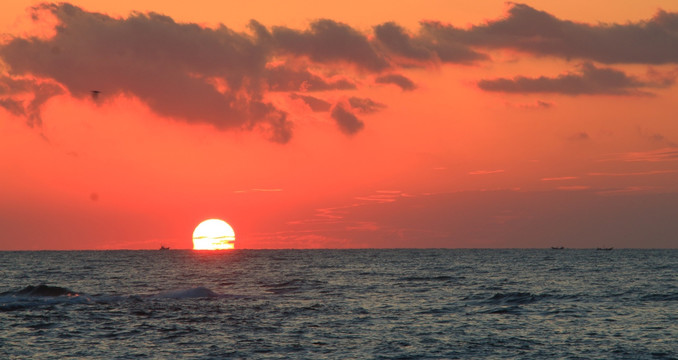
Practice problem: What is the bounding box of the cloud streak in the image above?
[478,63,672,95]
[603,148,678,162]
[375,73,416,91]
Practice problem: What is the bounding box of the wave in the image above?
[486,292,548,305]
[640,293,678,301]
[0,284,234,311]
[261,279,325,294]
[2,284,79,297]
[0,285,93,312]
[398,275,464,282]
[150,287,219,299]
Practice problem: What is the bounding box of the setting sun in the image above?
[192,219,235,250]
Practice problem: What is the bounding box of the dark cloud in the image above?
[290,93,331,112]
[514,100,554,109]
[266,66,355,91]
[375,73,416,91]
[331,104,364,135]
[4,2,678,143]
[272,19,389,71]
[0,98,25,117]
[261,112,293,143]
[431,3,678,64]
[373,22,433,61]
[374,21,487,64]
[0,3,297,140]
[478,63,670,95]
[569,132,590,141]
[0,76,64,126]
[536,100,553,108]
[348,97,385,113]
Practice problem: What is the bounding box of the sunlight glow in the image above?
[192,219,235,250]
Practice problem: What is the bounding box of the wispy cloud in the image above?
[289,93,331,112]
[589,170,677,176]
[355,191,404,204]
[234,188,283,193]
[557,185,591,191]
[478,63,670,96]
[375,73,416,91]
[469,169,505,175]
[541,176,579,181]
[569,132,590,141]
[602,147,678,162]
[348,97,386,114]
[596,186,657,195]
[509,100,554,109]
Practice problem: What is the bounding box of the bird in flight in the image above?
[91,90,101,100]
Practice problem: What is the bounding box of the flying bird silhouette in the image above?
[91,90,100,100]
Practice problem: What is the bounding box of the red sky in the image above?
[2,1,678,249]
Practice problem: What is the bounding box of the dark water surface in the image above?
[1,249,676,359]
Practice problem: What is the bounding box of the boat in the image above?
[159,245,170,250]
[596,247,613,251]
[551,246,565,250]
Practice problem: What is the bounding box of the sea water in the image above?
[0,249,676,359]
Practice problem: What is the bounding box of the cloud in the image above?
[373,22,434,61]
[374,21,487,64]
[603,148,678,162]
[375,73,416,91]
[271,19,389,71]
[331,104,364,135]
[433,3,678,65]
[569,132,590,141]
[234,188,284,193]
[507,99,554,109]
[266,66,355,91]
[0,75,64,127]
[469,169,505,175]
[541,176,579,181]
[4,2,678,142]
[289,93,331,112]
[478,63,670,95]
[557,185,591,191]
[589,170,677,176]
[0,98,25,117]
[0,3,300,141]
[348,97,385,113]
[0,4,386,142]
[596,186,656,195]
[374,4,678,67]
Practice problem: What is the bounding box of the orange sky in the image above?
[2,1,678,249]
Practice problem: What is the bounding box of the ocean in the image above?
[0,249,676,359]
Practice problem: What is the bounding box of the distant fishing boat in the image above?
[551,246,565,250]
[159,245,170,250]
[596,247,613,251]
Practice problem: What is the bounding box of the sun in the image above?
[192,219,235,250]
